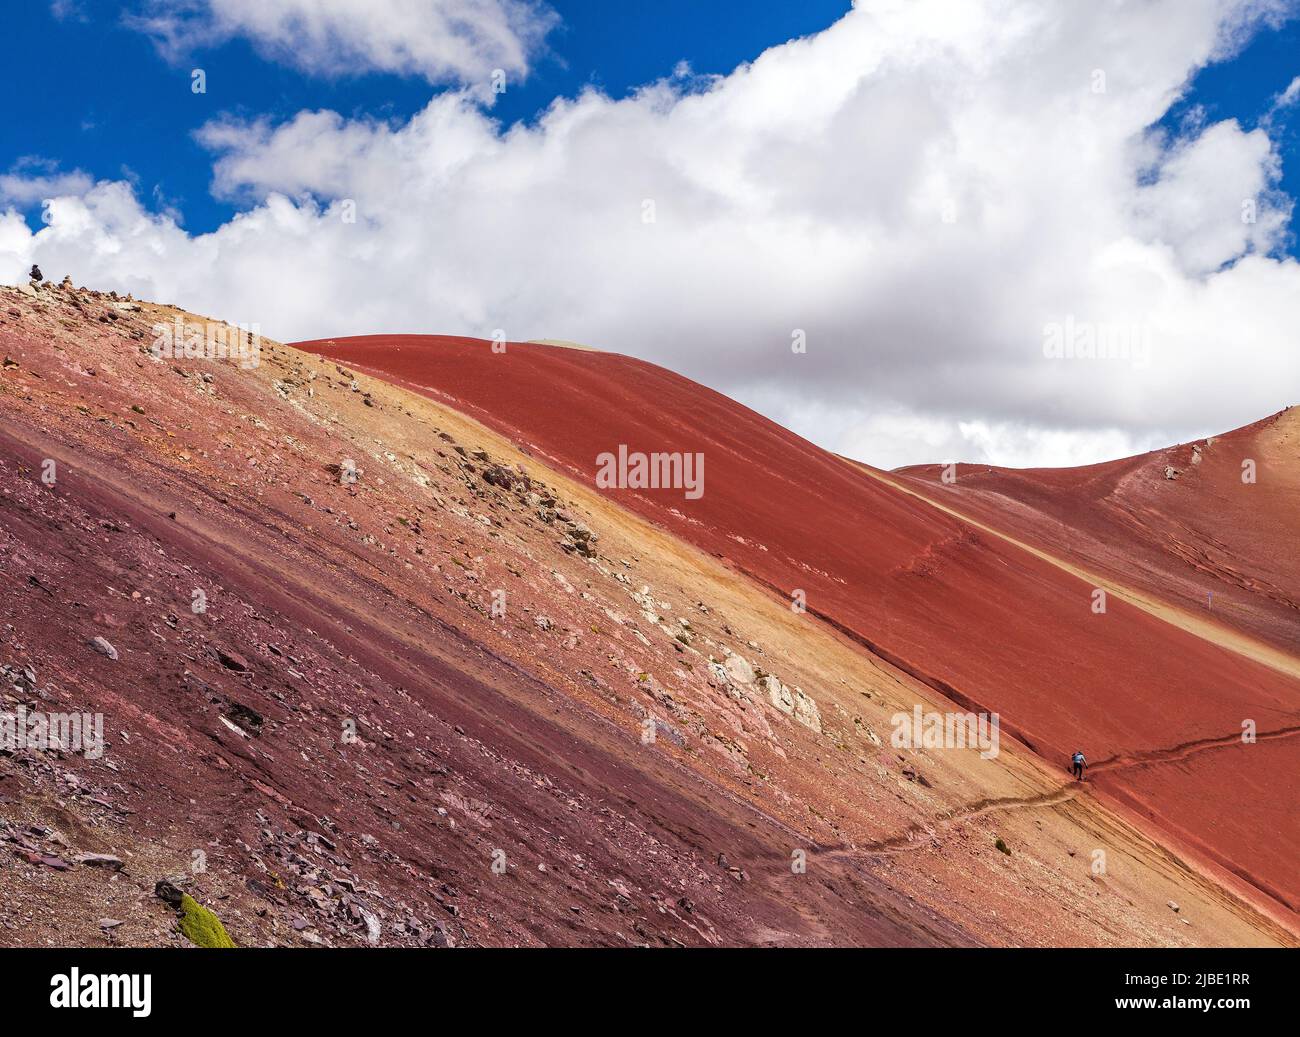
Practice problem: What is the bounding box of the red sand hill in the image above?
[295,335,1300,922]
[6,289,994,947]
[894,409,1300,656]
[2,279,1292,946]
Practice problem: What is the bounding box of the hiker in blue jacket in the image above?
[1070,750,1087,781]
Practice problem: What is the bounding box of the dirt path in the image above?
[1090,722,1300,773]
[808,720,1300,862]
[839,786,1080,858]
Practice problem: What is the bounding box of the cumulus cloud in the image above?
[1133,119,1290,274]
[0,159,94,209]
[5,0,1300,468]
[126,0,558,86]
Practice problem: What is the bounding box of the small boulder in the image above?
[724,653,755,686]
[154,880,185,907]
[76,852,124,871]
[425,925,453,948]
[214,647,251,672]
[89,636,119,661]
[224,701,263,735]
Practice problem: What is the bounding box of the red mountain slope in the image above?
[3,281,1292,947]
[894,408,1300,656]
[294,334,1300,922]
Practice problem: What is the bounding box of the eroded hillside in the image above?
[0,282,1291,947]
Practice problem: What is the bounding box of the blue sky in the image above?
[1158,13,1300,257]
[5,2,1297,249]
[4,1,853,234]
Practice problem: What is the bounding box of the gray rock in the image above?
[89,636,119,660]
[724,653,754,686]
[360,907,382,945]
[763,674,794,715]
[425,925,453,948]
[792,687,823,733]
[76,853,124,871]
[215,647,251,672]
[652,717,686,748]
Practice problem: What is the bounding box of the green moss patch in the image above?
[179,893,236,948]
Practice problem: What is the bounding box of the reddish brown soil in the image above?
[1,284,1291,948]
[895,410,1300,655]
[294,334,1300,923]
[1,287,981,947]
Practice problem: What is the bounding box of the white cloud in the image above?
[0,159,94,209]
[50,1,90,22]
[1133,119,1290,274]
[126,0,558,87]
[1276,75,1300,108]
[5,0,1300,469]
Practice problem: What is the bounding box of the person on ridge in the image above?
[1070,749,1087,781]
